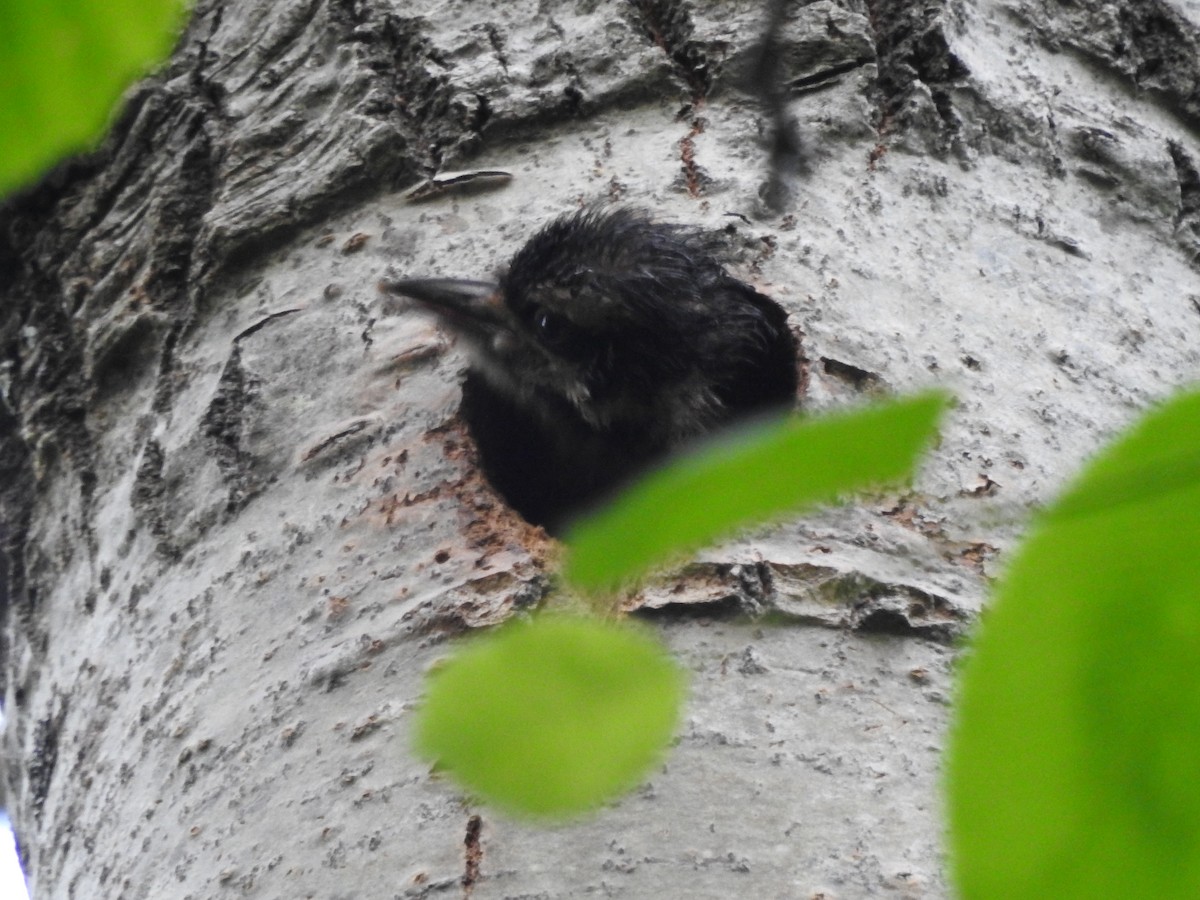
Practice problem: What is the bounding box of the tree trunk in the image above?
[3,0,1199,896]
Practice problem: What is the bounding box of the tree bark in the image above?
[3,0,1199,896]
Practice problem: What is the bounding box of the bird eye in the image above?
[533,308,568,343]
[528,306,594,359]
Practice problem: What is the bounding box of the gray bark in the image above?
[2,0,1199,896]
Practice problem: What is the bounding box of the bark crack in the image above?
[1168,140,1200,269]
[461,814,483,896]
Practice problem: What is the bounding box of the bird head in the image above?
[380,208,794,441]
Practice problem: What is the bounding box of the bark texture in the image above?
[2,0,1199,896]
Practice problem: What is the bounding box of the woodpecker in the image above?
[380,207,798,532]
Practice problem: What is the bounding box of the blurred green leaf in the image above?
[948,389,1200,898]
[413,616,685,818]
[0,0,188,195]
[564,391,948,593]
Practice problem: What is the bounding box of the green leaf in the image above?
[563,391,948,593]
[0,0,188,195]
[413,616,685,818]
[948,389,1200,898]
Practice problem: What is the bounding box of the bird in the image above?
[380,207,798,533]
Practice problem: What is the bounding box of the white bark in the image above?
[2,0,1199,896]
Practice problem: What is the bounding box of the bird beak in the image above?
[377,278,506,334]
